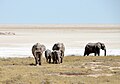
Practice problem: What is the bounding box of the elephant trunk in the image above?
[104,49,106,56]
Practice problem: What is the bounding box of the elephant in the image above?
[45,49,52,63]
[32,43,46,65]
[52,42,65,63]
[52,50,61,64]
[84,42,106,56]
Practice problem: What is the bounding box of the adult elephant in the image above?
[45,49,52,63]
[32,43,46,65]
[52,50,61,64]
[84,42,106,56]
[52,42,65,63]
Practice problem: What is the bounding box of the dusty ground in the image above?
[0,56,120,84]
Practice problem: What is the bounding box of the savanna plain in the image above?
[0,24,120,84]
[0,56,120,84]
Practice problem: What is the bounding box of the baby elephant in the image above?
[52,50,61,64]
[45,49,52,63]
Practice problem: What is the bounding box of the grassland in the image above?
[0,56,120,84]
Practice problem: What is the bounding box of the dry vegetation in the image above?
[0,56,120,84]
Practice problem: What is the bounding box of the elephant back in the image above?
[52,42,65,52]
[45,49,52,57]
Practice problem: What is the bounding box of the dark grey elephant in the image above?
[84,42,106,56]
[52,50,61,64]
[45,49,52,63]
[32,43,46,65]
[52,42,65,63]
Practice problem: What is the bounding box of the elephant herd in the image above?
[32,42,65,66]
[32,42,106,66]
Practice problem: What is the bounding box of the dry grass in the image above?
[0,56,120,84]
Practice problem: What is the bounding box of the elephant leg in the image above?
[52,59,54,64]
[97,53,100,56]
[55,60,57,64]
[53,58,55,64]
[84,50,89,56]
[60,50,63,62]
[34,52,38,65]
[53,60,55,64]
[37,54,41,65]
[58,57,61,64]
[61,51,63,57]
[55,58,57,64]
[35,57,38,65]
[57,59,59,64]
[39,54,41,65]
[95,49,100,56]
[47,59,48,63]
[46,57,48,63]
[60,56,63,63]
[52,57,54,64]
[48,58,51,63]
[55,55,58,64]
[61,58,62,63]
[98,50,100,56]
[86,52,89,56]
[54,60,56,64]
[54,59,56,64]
[45,54,48,63]
[48,55,50,63]
[94,53,96,56]
[84,52,86,56]
[56,56,59,64]
[62,52,64,57]
[48,55,51,63]
[35,54,39,66]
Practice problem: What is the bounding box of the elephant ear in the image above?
[52,44,56,50]
[57,43,61,47]
[100,43,106,50]
[95,43,101,50]
[41,45,46,51]
[32,45,36,55]
[52,44,59,50]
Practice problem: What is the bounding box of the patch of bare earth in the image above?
[46,61,120,78]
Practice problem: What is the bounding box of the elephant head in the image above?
[95,42,106,56]
[52,43,60,50]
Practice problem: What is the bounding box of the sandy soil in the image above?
[0,24,120,57]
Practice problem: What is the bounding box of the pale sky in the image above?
[0,0,120,24]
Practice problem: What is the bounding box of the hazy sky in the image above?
[0,0,120,24]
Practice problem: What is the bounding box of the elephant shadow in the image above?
[29,63,36,66]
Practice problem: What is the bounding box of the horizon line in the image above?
[0,24,120,28]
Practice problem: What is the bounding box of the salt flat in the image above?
[0,25,120,57]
